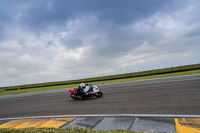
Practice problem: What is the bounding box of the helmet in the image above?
[80,83,85,88]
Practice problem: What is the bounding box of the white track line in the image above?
[0,114,200,121]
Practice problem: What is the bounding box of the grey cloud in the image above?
[58,4,200,67]
[0,0,177,30]
[1,0,200,86]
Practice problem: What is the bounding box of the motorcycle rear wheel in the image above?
[70,93,79,99]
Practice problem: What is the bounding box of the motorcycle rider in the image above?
[87,83,93,92]
[77,83,89,99]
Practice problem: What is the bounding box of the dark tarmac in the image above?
[0,75,200,119]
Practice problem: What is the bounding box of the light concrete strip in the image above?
[62,117,103,129]
[62,117,177,132]
[93,117,135,130]
[130,118,176,132]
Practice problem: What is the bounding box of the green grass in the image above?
[94,69,200,84]
[0,69,200,96]
[0,127,156,133]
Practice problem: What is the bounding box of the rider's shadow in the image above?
[70,97,100,102]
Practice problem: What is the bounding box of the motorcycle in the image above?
[68,85,103,100]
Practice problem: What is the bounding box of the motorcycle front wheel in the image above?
[95,91,103,97]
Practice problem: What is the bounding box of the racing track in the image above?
[0,75,200,119]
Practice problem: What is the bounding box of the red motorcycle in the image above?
[68,85,103,100]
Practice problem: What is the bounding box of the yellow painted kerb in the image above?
[0,117,77,129]
[0,119,32,128]
[175,118,200,133]
[13,118,51,129]
[38,117,77,128]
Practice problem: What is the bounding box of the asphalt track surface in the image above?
[0,75,200,119]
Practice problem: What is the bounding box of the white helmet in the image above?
[80,83,85,88]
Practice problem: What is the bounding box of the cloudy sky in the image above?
[0,0,200,87]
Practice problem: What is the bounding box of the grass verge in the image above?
[0,127,156,133]
[1,64,200,91]
[0,69,200,96]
